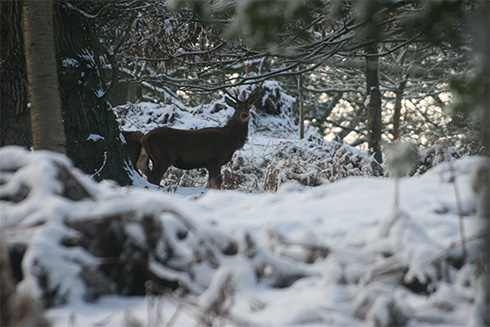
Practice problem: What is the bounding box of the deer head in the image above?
[224,87,262,124]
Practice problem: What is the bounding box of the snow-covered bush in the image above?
[414,141,462,176]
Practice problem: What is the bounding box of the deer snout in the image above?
[240,112,249,120]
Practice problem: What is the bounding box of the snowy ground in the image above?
[1,146,487,326]
[1,83,488,326]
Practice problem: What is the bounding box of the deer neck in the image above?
[225,115,249,148]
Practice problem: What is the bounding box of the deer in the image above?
[136,88,262,189]
[122,131,144,173]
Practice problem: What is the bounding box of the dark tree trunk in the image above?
[0,1,31,148]
[297,74,305,139]
[365,44,382,163]
[51,2,132,185]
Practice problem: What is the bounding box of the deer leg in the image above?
[136,147,151,178]
[208,165,222,189]
[148,160,170,186]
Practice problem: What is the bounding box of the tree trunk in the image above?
[365,44,382,163]
[52,2,132,185]
[393,78,407,140]
[1,1,31,148]
[297,74,305,139]
[22,0,66,154]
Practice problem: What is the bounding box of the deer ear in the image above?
[225,97,236,108]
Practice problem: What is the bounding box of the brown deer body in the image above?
[137,89,261,189]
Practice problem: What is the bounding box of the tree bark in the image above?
[52,2,132,185]
[22,0,66,154]
[393,78,407,140]
[1,1,31,148]
[365,44,382,163]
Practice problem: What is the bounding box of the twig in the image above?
[394,177,400,209]
[448,158,467,265]
[166,302,183,327]
[0,220,47,231]
[419,233,483,270]
[149,280,248,327]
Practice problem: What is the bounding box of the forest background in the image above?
[1,0,488,185]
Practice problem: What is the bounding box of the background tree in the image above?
[365,43,382,162]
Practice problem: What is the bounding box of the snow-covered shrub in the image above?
[326,143,386,181]
[366,295,410,327]
[414,141,461,176]
[254,80,295,116]
[0,147,223,305]
[0,147,315,307]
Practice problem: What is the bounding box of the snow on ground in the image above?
[1,83,488,326]
[1,147,487,326]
